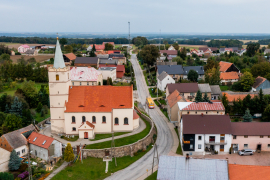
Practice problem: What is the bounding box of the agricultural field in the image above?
[0,42,55,49]
[10,55,54,63]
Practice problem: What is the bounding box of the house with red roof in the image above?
[28,132,62,161]
[219,61,240,85]
[251,76,270,92]
[98,64,125,78]
[18,44,31,53]
[48,38,138,139]
[166,90,186,122]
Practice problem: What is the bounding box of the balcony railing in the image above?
[205,140,227,145]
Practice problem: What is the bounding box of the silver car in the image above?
[238,149,254,156]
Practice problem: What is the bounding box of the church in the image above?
[48,38,139,139]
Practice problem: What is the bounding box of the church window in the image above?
[56,75,59,81]
[115,118,119,124]
[124,118,129,125]
[82,116,86,123]
[102,116,106,123]
[92,116,96,123]
[72,116,75,123]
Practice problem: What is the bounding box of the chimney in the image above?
[201,113,203,117]
[186,153,190,160]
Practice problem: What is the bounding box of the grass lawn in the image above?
[143,71,149,86]
[160,108,169,120]
[113,82,130,86]
[158,99,166,105]
[51,143,154,180]
[138,60,144,70]
[0,82,48,96]
[85,115,151,149]
[174,128,183,155]
[62,136,79,142]
[220,85,229,91]
[145,171,158,180]
[90,132,131,141]
[148,88,164,98]
[154,100,159,106]
[34,110,50,123]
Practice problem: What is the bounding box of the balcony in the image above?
[205,140,227,145]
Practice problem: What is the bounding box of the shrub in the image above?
[9,150,21,171]
[30,109,36,117]
[36,102,43,113]
[0,172,14,180]
[42,105,48,114]
[18,163,28,173]
[17,171,29,179]
[40,109,45,117]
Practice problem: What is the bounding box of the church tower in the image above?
[48,37,71,134]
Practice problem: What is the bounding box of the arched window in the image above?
[92,116,96,123]
[124,118,128,125]
[102,116,106,123]
[72,127,76,131]
[82,116,86,123]
[72,116,75,123]
[115,118,119,124]
[56,75,59,81]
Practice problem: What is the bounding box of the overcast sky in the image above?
[1,0,269,34]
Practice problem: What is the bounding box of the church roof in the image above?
[53,38,66,69]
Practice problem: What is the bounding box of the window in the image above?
[244,136,248,138]
[198,136,202,140]
[190,144,193,149]
[92,116,96,123]
[102,116,106,123]
[244,144,248,148]
[187,111,190,114]
[260,136,264,138]
[72,82,74,86]
[190,93,195,96]
[22,149,25,154]
[268,144,270,148]
[80,82,82,86]
[33,137,37,142]
[233,135,237,139]
[82,116,86,123]
[206,112,208,114]
[220,145,224,151]
[198,144,201,149]
[115,118,119,124]
[42,140,46,145]
[17,151,20,156]
[195,112,197,114]
[72,116,75,123]
[56,74,59,81]
[87,82,89,85]
[124,118,129,125]
[268,136,270,138]
[217,111,219,114]
[72,127,76,131]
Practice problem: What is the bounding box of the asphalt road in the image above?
[105,54,173,180]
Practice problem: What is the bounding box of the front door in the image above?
[84,132,88,139]
[257,144,261,151]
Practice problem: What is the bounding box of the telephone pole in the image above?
[128,22,130,51]
[111,132,117,166]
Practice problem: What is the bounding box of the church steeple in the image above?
[53,37,66,69]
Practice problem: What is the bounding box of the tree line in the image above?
[207,39,243,48]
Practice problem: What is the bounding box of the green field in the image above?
[34,110,50,122]
[174,128,183,155]
[0,82,47,96]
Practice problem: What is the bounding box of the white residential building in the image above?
[98,67,117,81]
[157,71,175,91]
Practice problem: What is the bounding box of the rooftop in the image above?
[219,61,233,72]
[222,92,257,102]
[167,90,182,108]
[99,59,118,65]
[157,155,229,180]
[229,164,270,180]
[157,65,183,75]
[53,39,66,69]
[220,72,239,80]
[182,115,232,134]
[65,86,133,112]
[178,102,225,111]
[64,53,76,61]
[198,83,211,93]
[28,132,54,149]
[158,71,169,81]
[70,67,101,81]
[75,57,99,64]
[210,85,222,95]
[98,67,116,71]
[160,50,178,55]
[182,66,204,75]
[253,76,267,89]
[231,122,270,136]
[167,83,199,94]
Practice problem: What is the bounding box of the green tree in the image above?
[179,47,187,60]
[36,102,43,113]
[187,69,198,82]
[89,49,96,57]
[104,43,114,51]
[239,72,254,92]
[0,172,14,180]
[64,143,75,163]
[9,96,23,116]
[64,45,73,53]
[8,150,21,171]
[59,38,68,48]
[22,109,33,126]
[165,44,170,50]
[21,81,38,108]
[204,58,219,71]
[195,90,203,102]
[222,93,229,114]
[92,44,96,52]
[140,45,160,66]
[205,67,221,85]
[203,92,209,102]
[172,56,183,65]
[0,53,11,62]
[242,109,253,122]
[251,62,270,78]
[4,114,22,132]
[262,104,270,122]
[172,43,179,50]
[246,43,260,57]
[187,57,194,66]
[132,36,148,48]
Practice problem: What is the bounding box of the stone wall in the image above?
[37,117,51,127]
[82,107,156,158]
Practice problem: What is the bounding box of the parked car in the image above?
[238,149,254,156]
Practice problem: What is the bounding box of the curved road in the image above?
[105,54,173,180]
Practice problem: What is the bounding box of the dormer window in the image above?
[100,105,105,107]
[42,140,46,145]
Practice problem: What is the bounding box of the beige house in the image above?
[177,102,225,122]
[0,148,10,172]
[166,83,199,101]
[98,67,117,81]
[112,57,127,65]
[166,90,186,123]
[49,38,139,139]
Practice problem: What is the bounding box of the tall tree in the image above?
[242,109,253,122]
[64,143,75,163]
[104,43,114,50]
[59,38,68,49]
[222,93,229,114]
[172,56,183,65]
[203,93,210,102]
[9,96,23,117]
[205,66,221,85]
[140,45,160,66]
[195,90,203,102]
[239,72,254,92]
[262,104,270,122]
[204,58,219,71]
[187,57,194,66]
[172,43,179,50]
[246,43,260,57]
[8,150,21,171]
[251,62,270,78]
[22,109,33,126]
[92,44,96,52]
[4,114,22,132]
[179,47,187,60]
[187,69,198,82]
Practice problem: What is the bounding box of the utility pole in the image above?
[28,141,32,180]
[159,29,161,51]
[111,132,117,166]
[152,143,159,174]
[128,22,131,51]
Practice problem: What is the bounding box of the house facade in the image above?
[157,71,175,91]
[210,85,222,100]
[98,67,117,81]
[166,90,186,123]
[220,72,240,85]
[18,44,30,53]
[166,83,199,100]
[0,148,11,172]
[251,76,270,92]
[49,38,139,139]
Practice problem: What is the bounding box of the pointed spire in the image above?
[53,37,66,69]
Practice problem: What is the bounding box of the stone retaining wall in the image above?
[37,117,51,127]
[82,107,156,158]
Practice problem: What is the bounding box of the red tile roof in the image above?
[91,44,105,51]
[219,61,233,72]
[253,76,267,88]
[79,121,95,129]
[28,132,54,149]
[222,92,256,102]
[133,110,139,120]
[167,90,182,108]
[65,86,133,112]
[231,122,270,136]
[160,50,178,55]
[182,102,225,111]
[167,83,199,94]
[229,164,270,180]
[220,72,239,80]
[64,53,77,61]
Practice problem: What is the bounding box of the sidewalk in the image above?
[40,119,146,146]
[45,161,68,180]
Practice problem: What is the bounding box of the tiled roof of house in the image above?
[160,50,178,55]
[198,83,211,93]
[24,49,36,54]
[167,90,182,108]
[182,66,204,75]
[180,102,224,111]
[70,67,101,81]
[64,53,77,61]
[253,76,267,89]
[65,86,133,112]
[231,122,270,136]
[99,59,118,65]
[109,54,124,58]
[167,83,199,94]
[79,121,95,129]
[133,110,139,120]
[157,65,183,75]
[210,85,221,95]
[75,57,99,64]
[158,71,169,81]
[220,72,239,80]
[98,64,125,72]
[229,164,270,180]
[91,44,105,51]
[3,124,36,150]
[28,132,54,149]
[219,61,233,72]
[222,92,257,102]
[182,115,232,134]
[21,44,30,48]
